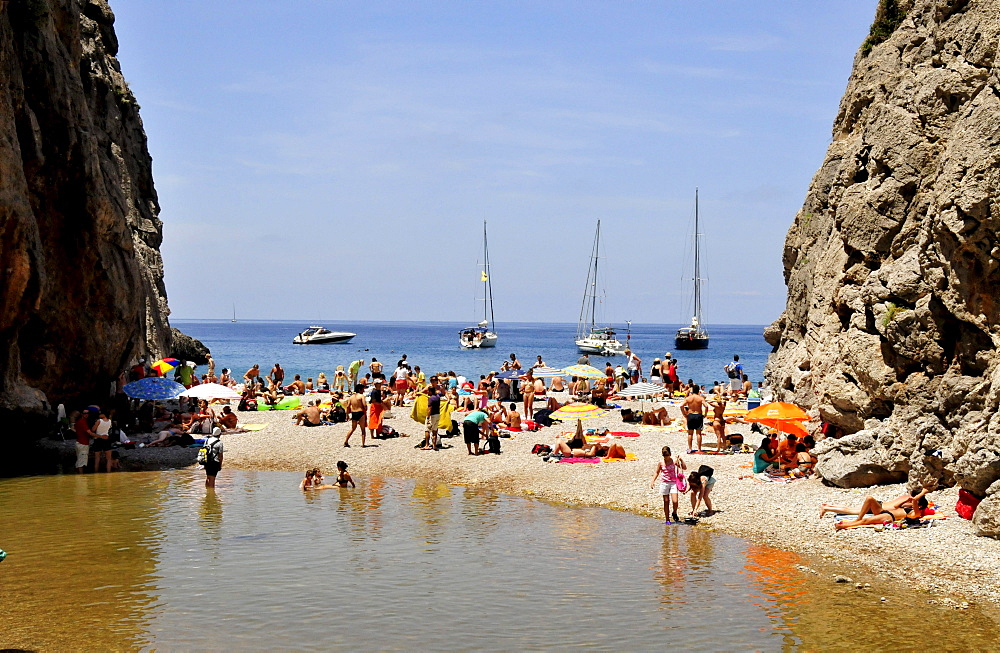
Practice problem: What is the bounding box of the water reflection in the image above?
[654,529,687,605]
[199,490,224,547]
[460,485,500,541]
[410,480,453,549]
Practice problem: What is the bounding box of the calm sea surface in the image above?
[173,320,771,389]
[2,470,996,651]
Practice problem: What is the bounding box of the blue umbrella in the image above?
[123,377,185,400]
[495,370,521,379]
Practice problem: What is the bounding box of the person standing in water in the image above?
[651,446,686,524]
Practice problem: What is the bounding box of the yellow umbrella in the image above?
[562,364,606,379]
[549,403,607,420]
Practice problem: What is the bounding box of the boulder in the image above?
[972,481,1000,538]
[170,328,211,365]
[814,430,908,487]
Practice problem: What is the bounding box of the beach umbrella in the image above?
[123,377,185,400]
[616,381,668,411]
[529,366,566,378]
[495,370,521,380]
[151,358,179,375]
[562,364,606,379]
[548,403,607,421]
[616,382,667,398]
[179,383,241,400]
[744,402,810,437]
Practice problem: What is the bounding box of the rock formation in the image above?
[765,0,1000,535]
[0,0,177,448]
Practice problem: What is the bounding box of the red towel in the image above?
[610,431,640,437]
[558,457,601,464]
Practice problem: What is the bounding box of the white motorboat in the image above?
[293,326,356,345]
[675,189,710,350]
[460,221,499,349]
[575,220,626,356]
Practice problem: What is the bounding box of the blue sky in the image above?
[114,1,876,326]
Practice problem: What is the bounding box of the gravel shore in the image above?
[115,392,1000,606]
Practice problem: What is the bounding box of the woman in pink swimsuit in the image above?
[650,445,687,523]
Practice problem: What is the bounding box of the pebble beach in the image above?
[105,389,1000,609]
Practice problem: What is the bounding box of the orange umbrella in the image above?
[744,402,810,437]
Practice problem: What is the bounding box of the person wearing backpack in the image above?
[199,428,224,488]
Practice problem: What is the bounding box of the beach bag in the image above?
[378,425,399,439]
[956,489,982,520]
[532,409,556,427]
[724,362,738,379]
[330,406,347,423]
[531,444,552,455]
[483,435,501,454]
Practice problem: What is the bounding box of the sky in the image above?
[112,1,877,326]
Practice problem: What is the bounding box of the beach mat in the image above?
[610,431,640,437]
[602,453,637,462]
[243,423,267,431]
[257,397,302,411]
[558,457,601,464]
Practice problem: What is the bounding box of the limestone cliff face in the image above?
[0,0,170,426]
[765,0,1000,525]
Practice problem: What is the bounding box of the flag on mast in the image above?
[481,271,488,282]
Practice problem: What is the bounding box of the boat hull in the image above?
[674,335,709,350]
[576,338,625,356]
[293,333,356,344]
[460,332,498,349]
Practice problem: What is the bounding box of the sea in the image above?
[172,320,771,389]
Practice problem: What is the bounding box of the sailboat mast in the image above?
[591,220,600,329]
[484,220,495,330]
[693,189,701,325]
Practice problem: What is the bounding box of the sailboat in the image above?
[231,304,237,323]
[575,221,625,356]
[675,189,710,350]
[459,221,498,349]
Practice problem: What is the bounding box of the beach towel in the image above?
[602,453,637,462]
[558,457,601,463]
[690,450,735,456]
[243,424,267,431]
[610,431,640,437]
[411,394,429,424]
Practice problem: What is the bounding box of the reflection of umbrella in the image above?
[744,402,810,437]
[562,364,605,379]
[529,366,566,378]
[549,403,607,420]
[151,358,179,375]
[179,383,241,400]
[123,377,185,400]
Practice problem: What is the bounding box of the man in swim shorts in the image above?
[348,359,363,388]
[681,385,706,452]
[344,385,368,447]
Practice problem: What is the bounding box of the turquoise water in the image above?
[173,319,771,389]
[2,471,997,651]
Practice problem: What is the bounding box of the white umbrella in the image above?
[616,381,668,411]
[617,382,668,398]
[528,366,566,378]
[179,383,241,400]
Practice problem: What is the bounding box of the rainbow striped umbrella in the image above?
[151,358,179,375]
[562,364,605,379]
[548,403,607,420]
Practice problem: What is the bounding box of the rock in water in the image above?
[170,328,210,366]
[765,0,1000,504]
[0,1,170,453]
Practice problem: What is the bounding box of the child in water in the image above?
[650,446,686,523]
[334,461,355,488]
[300,468,337,490]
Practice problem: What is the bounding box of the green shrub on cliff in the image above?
[861,0,910,56]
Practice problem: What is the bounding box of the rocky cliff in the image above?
[764,0,1000,534]
[0,0,171,436]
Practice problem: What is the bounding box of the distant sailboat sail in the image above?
[232,304,237,323]
[675,189,709,350]
[459,221,498,349]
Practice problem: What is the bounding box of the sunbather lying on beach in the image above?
[820,489,926,518]
[641,405,671,426]
[831,490,930,529]
[549,437,625,459]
